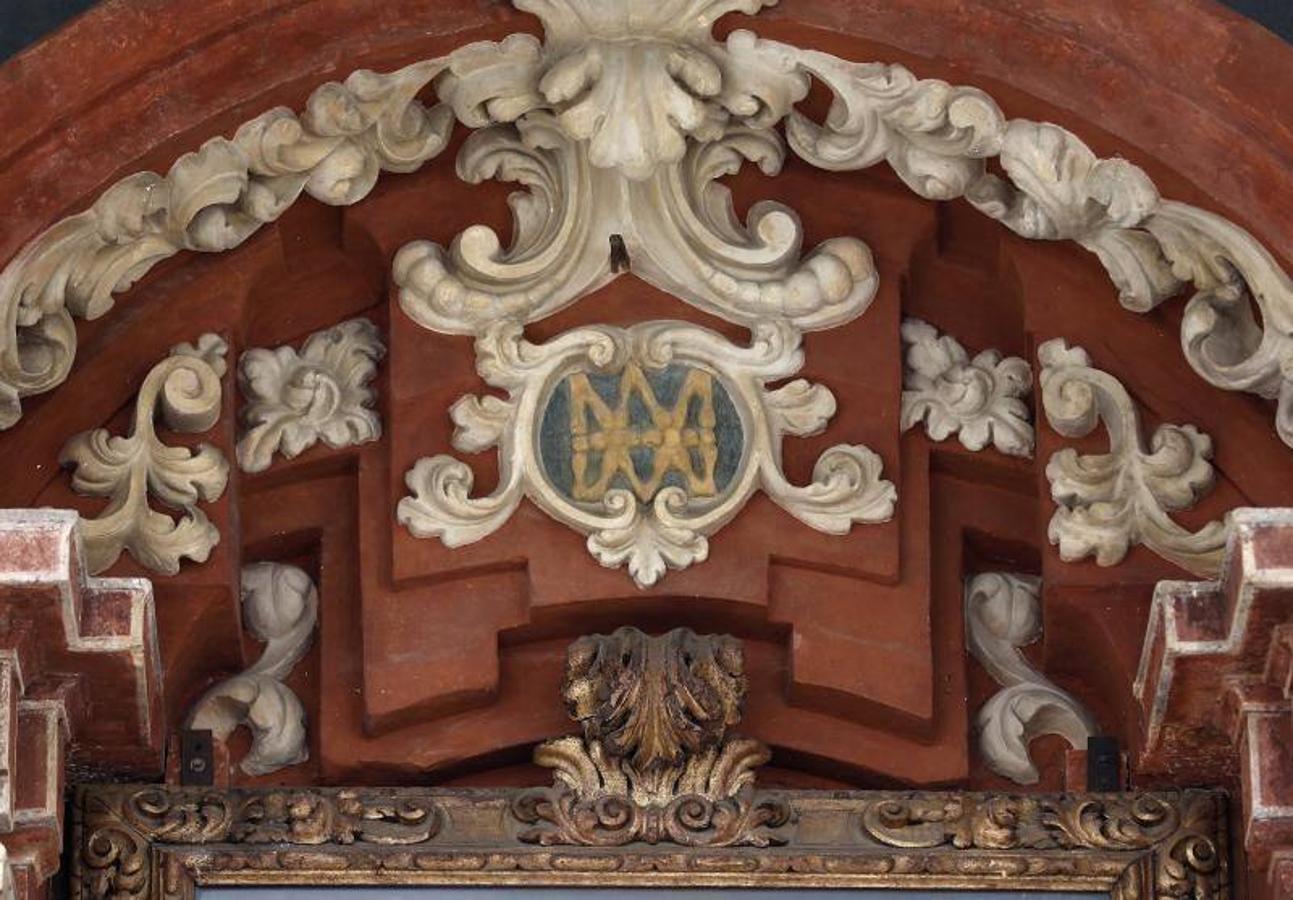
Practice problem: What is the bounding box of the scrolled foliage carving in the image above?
[511,626,795,847]
[7,0,1291,454]
[60,334,230,575]
[1038,338,1229,576]
[1,62,451,428]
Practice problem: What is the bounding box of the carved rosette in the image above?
[72,783,1228,898]
[397,321,895,587]
[236,318,386,474]
[900,318,1033,457]
[512,627,794,847]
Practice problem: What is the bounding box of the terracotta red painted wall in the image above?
[0,1,1291,896]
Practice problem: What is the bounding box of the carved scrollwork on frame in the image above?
[73,785,444,899]
[72,783,1228,899]
[859,791,1225,899]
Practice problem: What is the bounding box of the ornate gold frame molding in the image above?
[72,784,1227,897]
[73,627,1228,898]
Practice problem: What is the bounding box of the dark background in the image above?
[1,0,1291,60]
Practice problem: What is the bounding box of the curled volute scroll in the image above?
[512,626,794,847]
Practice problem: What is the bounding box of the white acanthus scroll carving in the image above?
[0,60,453,429]
[966,572,1096,785]
[966,124,1293,449]
[188,562,318,776]
[236,318,386,474]
[392,116,877,336]
[3,0,1293,451]
[398,321,895,587]
[900,318,1033,457]
[394,1,890,586]
[59,335,229,576]
[1038,339,1229,577]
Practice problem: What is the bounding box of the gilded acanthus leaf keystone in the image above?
[512,626,794,847]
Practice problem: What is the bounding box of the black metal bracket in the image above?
[1087,735,1122,791]
[180,728,215,786]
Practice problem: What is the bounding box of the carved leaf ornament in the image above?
[965,573,1096,784]
[187,563,319,776]
[5,0,1285,581]
[1038,339,1228,577]
[60,336,230,575]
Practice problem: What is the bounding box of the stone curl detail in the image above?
[1038,339,1229,577]
[965,573,1096,784]
[186,563,318,776]
[59,335,229,575]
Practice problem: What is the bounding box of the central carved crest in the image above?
[389,0,897,587]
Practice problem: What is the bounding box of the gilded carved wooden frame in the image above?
[73,783,1227,898]
[72,627,1229,898]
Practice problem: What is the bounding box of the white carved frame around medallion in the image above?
[398,320,895,586]
[3,0,1292,581]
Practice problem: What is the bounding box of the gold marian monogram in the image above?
[569,364,718,502]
